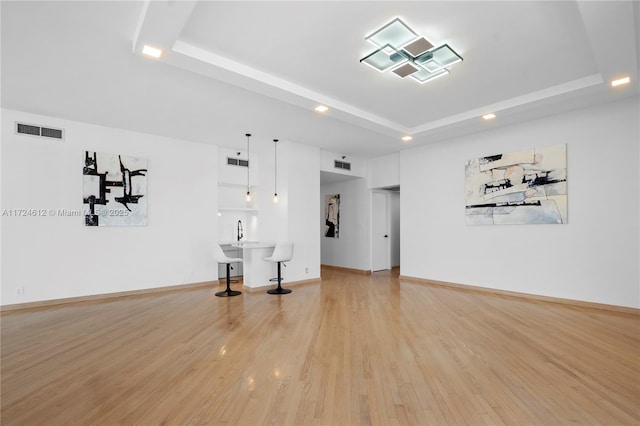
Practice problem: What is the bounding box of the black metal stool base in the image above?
[266,261,291,295]
[267,287,292,295]
[215,263,241,297]
[215,289,242,297]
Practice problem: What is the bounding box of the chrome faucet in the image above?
[237,220,243,241]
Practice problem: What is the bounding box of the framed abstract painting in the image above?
[465,144,567,225]
[324,194,340,238]
[83,151,148,226]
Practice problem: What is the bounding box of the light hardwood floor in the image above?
[1,268,639,425]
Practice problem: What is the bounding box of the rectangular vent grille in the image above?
[227,157,249,167]
[16,122,64,140]
[41,127,63,139]
[334,160,351,171]
[17,123,40,135]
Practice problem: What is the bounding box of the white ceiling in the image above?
[2,1,638,158]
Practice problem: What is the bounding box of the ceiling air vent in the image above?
[334,160,351,171]
[227,157,249,167]
[16,122,64,140]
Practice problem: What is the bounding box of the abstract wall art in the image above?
[465,144,567,225]
[83,151,148,226]
[324,194,340,238]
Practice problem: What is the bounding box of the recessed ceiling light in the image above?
[401,135,413,142]
[482,113,496,120]
[142,45,162,59]
[315,105,329,113]
[611,76,630,87]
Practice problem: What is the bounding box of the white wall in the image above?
[400,96,640,308]
[320,149,365,177]
[217,146,259,243]
[1,109,219,305]
[282,141,321,281]
[321,177,370,271]
[368,153,399,189]
[254,142,288,245]
[390,191,400,267]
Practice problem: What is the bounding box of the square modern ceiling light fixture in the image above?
[360,17,462,84]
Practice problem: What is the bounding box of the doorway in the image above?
[371,189,400,272]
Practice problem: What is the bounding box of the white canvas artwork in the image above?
[465,144,567,225]
[83,151,148,226]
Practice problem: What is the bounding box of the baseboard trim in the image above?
[242,277,321,293]
[321,264,372,275]
[399,275,639,316]
[0,281,215,314]
[7,274,633,315]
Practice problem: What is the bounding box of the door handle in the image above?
[384,235,388,238]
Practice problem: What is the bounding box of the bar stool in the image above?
[214,244,242,297]
[265,242,294,295]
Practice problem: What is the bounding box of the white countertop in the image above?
[220,241,276,249]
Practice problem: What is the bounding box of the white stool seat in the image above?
[264,242,293,263]
[214,244,242,297]
[265,242,293,295]
[214,244,242,264]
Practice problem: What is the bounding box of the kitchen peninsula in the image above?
[220,241,276,291]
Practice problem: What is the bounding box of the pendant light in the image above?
[245,133,251,202]
[273,139,278,203]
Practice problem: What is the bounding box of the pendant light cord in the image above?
[246,133,251,200]
[273,139,278,199]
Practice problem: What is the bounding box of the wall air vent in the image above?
[16,122,64,140]
[17,123,40,135]
[41,127,63,139]
[334,160,351,171]
[227,157,249,167]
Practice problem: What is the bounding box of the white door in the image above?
[372,191,391,271]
